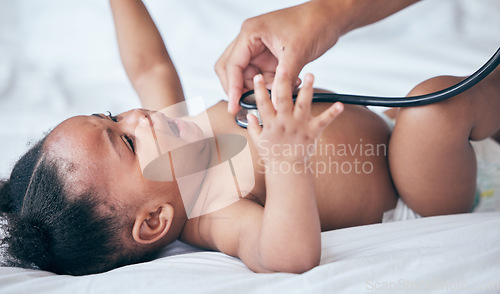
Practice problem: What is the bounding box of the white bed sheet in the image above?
[1,0,500,293]
[1,212,500,294]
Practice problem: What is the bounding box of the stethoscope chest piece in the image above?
[235,107,262,128]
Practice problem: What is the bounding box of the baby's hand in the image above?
[247,71,344,165]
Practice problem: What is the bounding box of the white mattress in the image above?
[1,0,500,293]
[1,212,500,294]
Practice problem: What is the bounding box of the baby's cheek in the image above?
[135,126,160,178]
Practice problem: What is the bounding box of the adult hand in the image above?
[216,1,346,114]
[216,0,419,114]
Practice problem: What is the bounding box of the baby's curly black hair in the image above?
[0,136,157,275]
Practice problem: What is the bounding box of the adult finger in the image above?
[226,64,246,115]
[224,38,255,114]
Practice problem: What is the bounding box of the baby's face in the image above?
[44,109,208,216]
[134,110,209,182]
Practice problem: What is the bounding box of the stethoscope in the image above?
[235,47,500,128]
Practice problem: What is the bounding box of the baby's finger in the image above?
[246,113,262,142]
[310,102,344,134]
[253,74,275,122]
[272,66,294,115]
[261,73,298,90]
[242,65,260,91]
[293,73,314,120]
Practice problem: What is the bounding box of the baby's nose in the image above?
[120,109,154,131]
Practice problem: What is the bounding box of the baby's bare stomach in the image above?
[208,101,397,231]
[310,104,397,230]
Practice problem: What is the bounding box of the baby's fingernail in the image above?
[246,114,256,124]
[254,74,263,83]
[305,74,313,83]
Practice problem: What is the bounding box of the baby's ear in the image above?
[132,203,174,245]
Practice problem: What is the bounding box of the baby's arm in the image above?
[110,0,184,110]
[247,72,343,272]
[193,71,344,273]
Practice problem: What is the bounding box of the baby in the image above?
[1,0,499,275]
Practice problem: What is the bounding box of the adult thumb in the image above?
[275,55,303,89]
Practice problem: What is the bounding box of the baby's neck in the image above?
[173,106,257,219]
[180,133,255,219]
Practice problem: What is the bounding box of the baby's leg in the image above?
[389,71,500,216]
[492,129,500,144]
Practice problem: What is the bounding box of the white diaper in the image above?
[368,106,395,131]
[370,108,498,222]
[382,199,421,223]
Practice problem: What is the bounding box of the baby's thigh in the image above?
[389,76,478,216]
[315,105,398,228]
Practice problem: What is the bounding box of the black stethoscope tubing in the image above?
[236,46,500,128]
